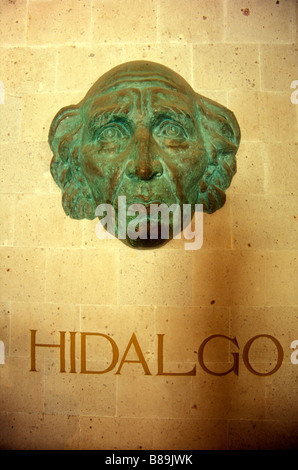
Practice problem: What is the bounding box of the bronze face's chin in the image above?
[113,202,181,250]
[124,237,170,250]
[118,215,173,249]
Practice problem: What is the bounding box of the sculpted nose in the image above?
[126,127,163,180]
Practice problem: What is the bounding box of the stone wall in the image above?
[0,0,297,450]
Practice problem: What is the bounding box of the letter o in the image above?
[243,335,284,376]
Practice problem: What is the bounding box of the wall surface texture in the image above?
[0,0,297,450]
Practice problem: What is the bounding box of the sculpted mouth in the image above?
[113,198,167,213]
[111,175,180,211]
[130,194,154,202]
[127,196,165,205]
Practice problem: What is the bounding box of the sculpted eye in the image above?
[155,120,187,141]
[96,123,129,143]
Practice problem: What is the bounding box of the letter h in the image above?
[30,329,66,372]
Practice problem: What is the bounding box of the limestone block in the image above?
[0,95,22,143]
[193,44,260,91]
[265,251,298,306]
[192,250,266,307]
[117,374,192,418]
[118,249,193,306]
[45,248,83,304]
[231,194,298,250]
[79,416,154,450]
[0,142,52,194]
[43,362,117,415]
[151,418,227,450]
[228,91,297,142]
[0,357,44,413]
[92,0,157,42]
[225,0,295,44]
[80,304,156,365]
[20,92,84,142]
[228,419,298,450]
[230,142,266,195]
[56,45,123,92]
[265,142,298,195]
[10,302,80,358]
[45,247,119,304]
[81,248,119,305]
[0,247,46,302]
[230,306,298,363]
[158,0,225,43]
[0,47,57,94]
[0,194,15,246]
[27,0,92,45]
[14,194,83,248]
[155,306,229,363]
[0,412,80,450]
[191,370,266,420]
[0,0,27,46]
[266,364,298,420]
[0,302,10,356]
[261,44,298,92]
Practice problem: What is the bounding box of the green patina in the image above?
[48,61,240,249]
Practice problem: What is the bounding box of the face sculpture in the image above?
[49,61,240,249]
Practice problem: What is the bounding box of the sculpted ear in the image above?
[48,105,96,220]
[49,105,82,189]
[196,94,241,214]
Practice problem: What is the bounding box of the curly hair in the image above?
[194,94,240,213]
[49,105,97,220]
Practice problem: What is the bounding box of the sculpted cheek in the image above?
[183,149,208,201]
[81,146,104,178]
[80,146,126,204]
[160,144,207,204]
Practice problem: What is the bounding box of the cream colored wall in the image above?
[0,0,297,450]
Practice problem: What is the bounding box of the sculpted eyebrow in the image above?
[89,105,131,129]
[152,105,195,127]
